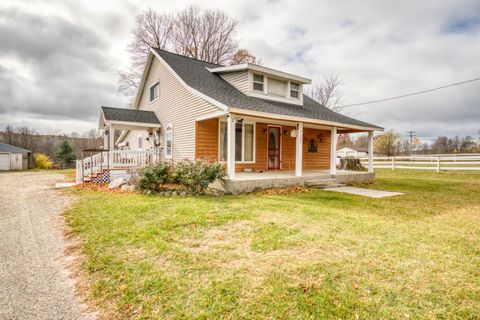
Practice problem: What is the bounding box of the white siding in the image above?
[126,56,220,161]
[220,71,249,94]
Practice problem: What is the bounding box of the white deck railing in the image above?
[76,149,161,183]
[359,153,480,172]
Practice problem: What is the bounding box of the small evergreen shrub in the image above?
[34,153,53,169]
[137,162,170,192]
[173,159,225,194]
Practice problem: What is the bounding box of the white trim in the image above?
[330,127,337,175]
[149,49,228,111]
[195,110,228,121]
[226,115,236,179]
[229,107,382,132]
[106,120,162,128]
[218,119,256,164]
[165,123,173,159]
[368,132,374,173]
[295,122,303,177]
[246,91,303,106]
[207,63,311,84]
[133,53,155,110]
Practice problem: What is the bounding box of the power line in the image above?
[340,76,480,108]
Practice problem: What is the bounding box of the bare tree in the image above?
[119,6,241,101]
[119,8,173,99]
[230,48,257,64]
[172,6,238,64]
[306,75,344,112]
[5,125,14,144]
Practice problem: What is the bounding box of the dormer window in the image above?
[290,82,300,99]
[268,78,287,97]
[253,74,264,92]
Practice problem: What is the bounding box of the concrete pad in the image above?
[54,182,77,189]
[324,186,404,198]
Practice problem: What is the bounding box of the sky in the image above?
[1,0,479,142]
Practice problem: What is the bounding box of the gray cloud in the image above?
[1,0,479,141]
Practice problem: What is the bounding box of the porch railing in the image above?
[76,149,161,183]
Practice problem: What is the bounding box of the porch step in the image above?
[304,178,344,189]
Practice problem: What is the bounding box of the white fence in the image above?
[359,154,480,172]
[76,149,161,183]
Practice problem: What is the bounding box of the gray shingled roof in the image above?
[102,106,161,124]
[153,49,382,130]
[0,142,31,154]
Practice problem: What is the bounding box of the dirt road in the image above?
[0,171,95,320]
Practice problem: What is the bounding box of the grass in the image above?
[65,170,480,319]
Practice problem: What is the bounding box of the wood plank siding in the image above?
[196,119,331,172]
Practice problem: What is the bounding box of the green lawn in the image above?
[66,170,480,319]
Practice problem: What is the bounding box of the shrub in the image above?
[34,153,53,169]
[173,159,225,194]
[137,162,171,192]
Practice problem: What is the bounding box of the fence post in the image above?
[392,156,395,171]
[436,156,440,173]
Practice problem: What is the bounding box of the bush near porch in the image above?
[136,159,225,194]
[66,170,480,319]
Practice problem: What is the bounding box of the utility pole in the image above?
[407,131,416,155]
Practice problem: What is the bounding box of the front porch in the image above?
[212,169,375,194]
[195,112,375,179]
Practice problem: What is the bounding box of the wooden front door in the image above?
[267,126,281,170]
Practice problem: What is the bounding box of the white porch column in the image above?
[295,122,303,177]
[226,115,236,179]
[109,124,114,167]
[103,127,109,150]
[330,126,337,175]
[368,131,374,173]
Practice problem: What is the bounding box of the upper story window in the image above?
[267,78,287,97]
[290,82,300,99]
[165,124,173,159]
[149,82,159,102]
[253,74,264,92]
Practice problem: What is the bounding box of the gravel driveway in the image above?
[0,171,95,320]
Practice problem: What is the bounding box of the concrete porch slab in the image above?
[324,186,404,198]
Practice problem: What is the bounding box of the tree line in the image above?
[1,126,103,166]
[338,130,480,156]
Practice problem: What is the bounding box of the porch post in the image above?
[109,124,114,168]
[103,127,109,149]
[226,114,236,179]
[368,131,374,173]
[330,126,337,175]
[295,122,303,177]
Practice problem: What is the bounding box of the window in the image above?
[165,124,172,159]
[290,82,300,99]
[253,74,264,92]
[219,121,255,162]
[267,78,287,97]
[138,134,143,150]
[150,82,159,102]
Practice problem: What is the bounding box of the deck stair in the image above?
[304,177,345,189]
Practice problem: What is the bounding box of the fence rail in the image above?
[76,149,161,183]
[359,154,480,172]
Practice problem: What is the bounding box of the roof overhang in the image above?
[228,108,384,132]
[99,108,162,130]
[207,63,311,84]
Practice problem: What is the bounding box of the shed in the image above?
[0,143,32,170]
